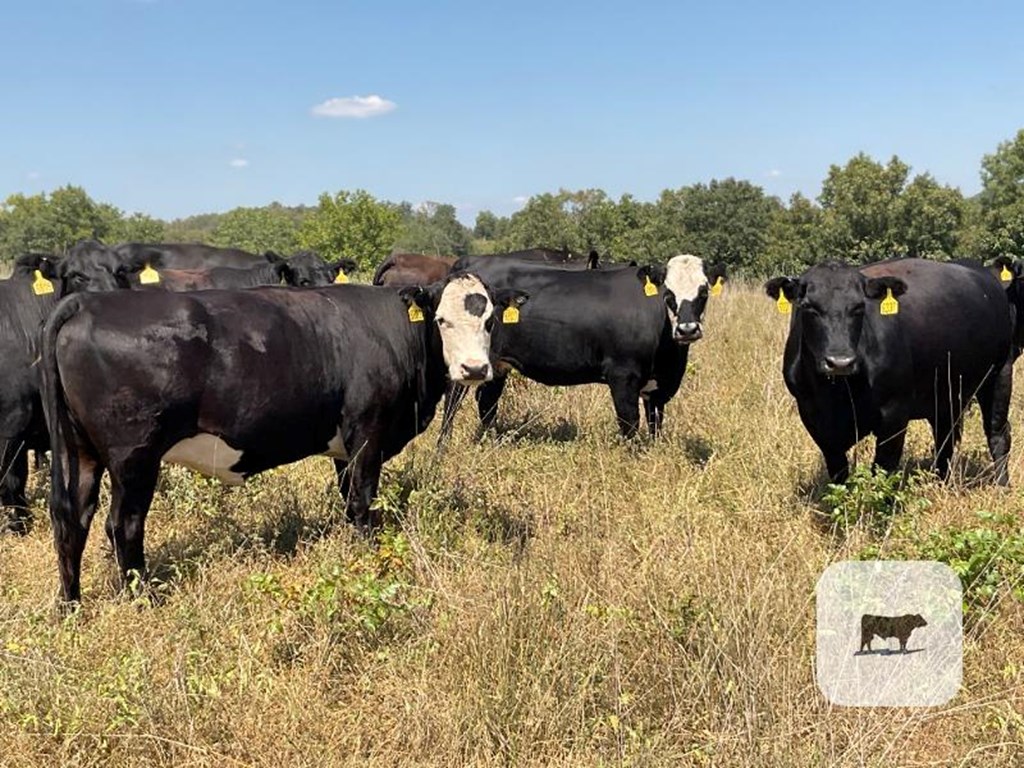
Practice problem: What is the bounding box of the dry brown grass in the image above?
[2,282,1024,766]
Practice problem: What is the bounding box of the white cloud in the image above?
[766,169,782,178]
[26,171,40,180]
[311,95,397,119]
[512,195,529,205]
[229,158,249,168]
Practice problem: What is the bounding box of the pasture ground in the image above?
[1,283,1023,766]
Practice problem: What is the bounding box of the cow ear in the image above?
[865,276,907,299]
[764,276,798,300]
[398,285,432,312]
[587,250,600,269]
[708,264,728,283]
[493,288,529,309]
[36,255,61,279]
[637,264,667,286]
[264,251,285,265]
[275,261,294,285]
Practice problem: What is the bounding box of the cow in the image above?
[452,248,604,274]
[0,257,61,532]
[860,613,927,653]
[765,259,1014,484]
[985,256,1024,361]
[46,242,349,294]
[443,254,713,439]
[121,251,348,291]
[41,274,528,604]
[373,253,459,288]
[111,241,268,270]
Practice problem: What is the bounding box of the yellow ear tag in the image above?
[31,270,54,296]
[1001,265,1013,283]
[643,276,658,297]
[334,270,349,284]
[408,302,424,323]
[502,305,520,324]
[879,287,899,316]
[710,276,723,297]
[776,293,791,314]
[138,264,160,285]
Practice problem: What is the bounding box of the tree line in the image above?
[4,129,1024,277]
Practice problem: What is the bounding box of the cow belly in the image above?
[162,433,245,485]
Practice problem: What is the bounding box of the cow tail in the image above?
[41,295,84,532]
[372,254,395,285]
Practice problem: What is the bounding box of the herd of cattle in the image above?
[0,238,1022,606]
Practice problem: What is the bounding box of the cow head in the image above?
[399,274,528,386]
[641,254,711,344]
[266,250,338,287]
[765,262,907,377]
[55,239,141,294]
[910,613,927,629]
[13,252,64,281]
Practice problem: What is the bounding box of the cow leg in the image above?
[51,450,105,604]
[438,382,469,446]
[976,360,1013,486]
[929,414,962,481]
[344,437,383,536]
[608,373,642,438]
[642,392,667,438]
[0,440,31,534]
[476,375,508,430]
[872,417,908,475]
[333,459,351,503]
[107,462,160,589]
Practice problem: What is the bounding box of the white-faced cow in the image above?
[41,274,527,603]
[765,259,1014,484]
[444,254,715,438]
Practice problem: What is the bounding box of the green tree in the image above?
[817,153,909,262]
[109,212,166,243]
[394,202,472,256]
[0,185,116,263]
[978,129,1024,258]
[503,193,577,253]
[212,204,300,254]
[297,189,401,270]
[652,179,779,269]
[760,192,824,274]
[891,174,965,258]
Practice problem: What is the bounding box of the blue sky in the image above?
[2,0,1023,223]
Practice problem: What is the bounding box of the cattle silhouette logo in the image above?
[816,561,961,706]
[858,613,927,654]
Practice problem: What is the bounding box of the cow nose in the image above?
[460,362,491,381]
[674,322,702,342]
[823,354,857,375]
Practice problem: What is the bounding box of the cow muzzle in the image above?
[821,354,858,377]
[457,361,492,385]
[674,322,703,344]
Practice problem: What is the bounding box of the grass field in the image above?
[1,281,1023,766]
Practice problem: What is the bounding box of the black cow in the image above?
[444,254,713,438]
[453,248,608,273]
[0,259,60,531]
[41,274,527,603]
[985,256,1024,361]
[860,613,927,653]
[47,242,351,294]
[121,251,346,291]
[111,241,267,270]
[765,259,1014,484]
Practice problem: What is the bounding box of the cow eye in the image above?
[850,304,865,316]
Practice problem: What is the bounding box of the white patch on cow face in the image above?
[435,274,494,386]
[664,254,709,342]
[163,433,245,485]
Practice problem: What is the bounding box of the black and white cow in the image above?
[444,254,713,438]
[41,274,526,603]
[765,259,1014,483]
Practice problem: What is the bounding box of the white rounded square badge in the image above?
[816,560,962,707]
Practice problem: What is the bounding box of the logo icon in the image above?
[816,561,962,706]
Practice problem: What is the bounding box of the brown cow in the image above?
[373,253,458,288]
